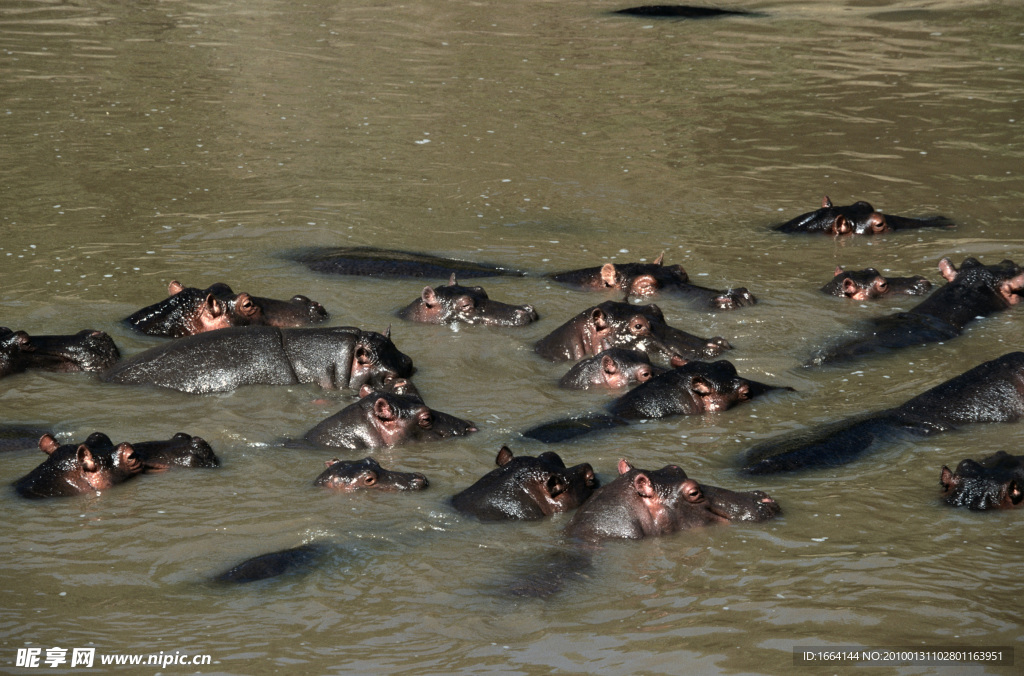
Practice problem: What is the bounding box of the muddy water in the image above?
[1,0,1022,673]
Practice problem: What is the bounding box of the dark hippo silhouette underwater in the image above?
[1,328,119,379]
[742,352,1024,475]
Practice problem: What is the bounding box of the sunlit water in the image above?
[2,0,1022,673]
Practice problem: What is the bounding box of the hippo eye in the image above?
[875,279,888,292]
[362,472,377,486]
[418,412,433,429]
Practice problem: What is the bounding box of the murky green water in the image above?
[2,0,1022,673]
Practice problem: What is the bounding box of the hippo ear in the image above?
[821,195,833,209]
[600,264,619,288]
[38,434,60,455]
[546,474,567,498]
[832,215,852,235]
[939,466,954,490]
[373,398,396,421]
[601,354,619,375]
[669,354,688,368]
[325,458,341,468]
[168,280,185,295]
[841,278,860,297]
[355,345,372,366]
[448,273,457,286]
[653,251,665,266]
[938,258,958,282]
[834,266,844,277]
[632,472,654,498]
[203,294,225,318]
[358,384,374,398]
[384,325,392,339]
[1008,481,1023,506]
[496,446,514,467]
[421,286,438,306]
[617,458,634,475]
[692,377,713,395]
[77,445,97,472]
[591,308,609,330]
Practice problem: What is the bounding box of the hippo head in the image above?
[824,267,891,300]
[822,197,889,236]
[347,328,415,391]
[940,452,1024,510]
[400,274,538,326]
[365,392,476,447]
[452,446,598,521]
[15,433,144,498]
[18,330,121,372]
[314,457,428,491]
[938,257,1024,307]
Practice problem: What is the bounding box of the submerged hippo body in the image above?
[774,196,953,235]
[398,275,538,326]
[550,253,756,310]
[564,460,780,542]
[126,281,328,338]
[314,457,428,491]
[613,6,762,19]
[558,348,661,390]
[940,451,1024,510]
[451,446,598,521]
[214,543,327,584]
[535,301,730,363]
[525,360,789,443]
[821,267,933,300]
[304,391,476,451]
[130,433,219,470]
[102,326,413,394]
[811,257,1024,366]
[743,352,1024,475]
[14,433,143,499]
[292,246,526,279]
[0,425,50,453]
[1,328,119,378]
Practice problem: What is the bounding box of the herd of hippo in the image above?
[5,196,1024,589]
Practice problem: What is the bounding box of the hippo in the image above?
[397,274,538,326]
[821,267,933,300]
[558,348,663,390]
[742,352,1024,475]
[214,543,328,584]
[125,281,328,338]
[940,452,1024,510]
[534,301,730,363]
[130,433,219,470]
[314,457,428,491]
[102,326,413,394]
[291,246,526,279]
[451,446,598,521]
[613,6,762,19]
[1,328,119,379]
[525,360,790,443]
[0,425,50,453]
[809,257,1024,365]
[549,253,756,310]
[564,459,780,542]
[14,432,143,499]
[304,391,476,450]
[774,196,953,235]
